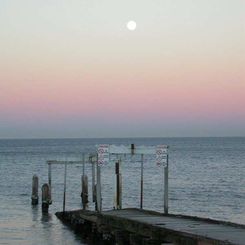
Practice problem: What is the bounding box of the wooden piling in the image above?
[42,183,51,212]
[115,161,122,209]
[81,174,88,210]
[31,174,39,205]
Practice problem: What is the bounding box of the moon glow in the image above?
[127,21,137,31]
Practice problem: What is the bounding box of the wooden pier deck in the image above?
[56,208,245,245]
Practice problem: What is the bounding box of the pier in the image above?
[38,144,245,244]
[56,208,245,245]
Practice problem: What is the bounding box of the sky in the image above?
[0,0,244,138]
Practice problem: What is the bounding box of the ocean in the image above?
[0,137,244,245]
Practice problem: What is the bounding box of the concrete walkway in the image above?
[102,209,245,245]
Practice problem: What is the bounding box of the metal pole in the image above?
[63,163,67,212]
[140,154,144,209]
[91,158,96,202]
[82,153,85,176]
[115,160,122,209]
[164,154,169,214]
[48,162,52,203]
[119,158,122,209]
[115,161,119,209]
[96,160,102,212]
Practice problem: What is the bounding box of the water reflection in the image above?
[31,205,39,222]
[41,212,52,223]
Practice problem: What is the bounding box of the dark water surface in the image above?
[0,137,244,244]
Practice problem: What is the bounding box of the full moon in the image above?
[127,21,137,31]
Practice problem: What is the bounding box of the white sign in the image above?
[156,145,168,166]
[97,144,109,165]
[97,144,168,166]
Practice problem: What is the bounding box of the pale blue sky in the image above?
[0,0,244,138]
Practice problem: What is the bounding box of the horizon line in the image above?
[0,136,244,140]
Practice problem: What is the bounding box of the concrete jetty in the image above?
[56,208,245,245]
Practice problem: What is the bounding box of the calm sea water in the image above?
[0,137,244,245]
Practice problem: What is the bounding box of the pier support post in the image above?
[115,160,122,209]
[91,159,96,203]
[48,162,52,204]
[96,162,102,212]
[31,174,39,205]
[42,183,51,213]
[63,163,67,212]
[140,154,144,209]
[81,174,88,210]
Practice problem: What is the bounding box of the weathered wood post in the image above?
[42,183,51,212]
[31,175,39,205]
[115,160,122,209]
[81,154,89,210]
[164,154,169,214]
[81,174,88,210]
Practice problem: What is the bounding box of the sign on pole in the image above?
[156,145,168,167]
[96,143,169,213]
[97,144,168,166]
[97,144,109,165]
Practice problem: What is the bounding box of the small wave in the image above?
[19,193,28,196]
